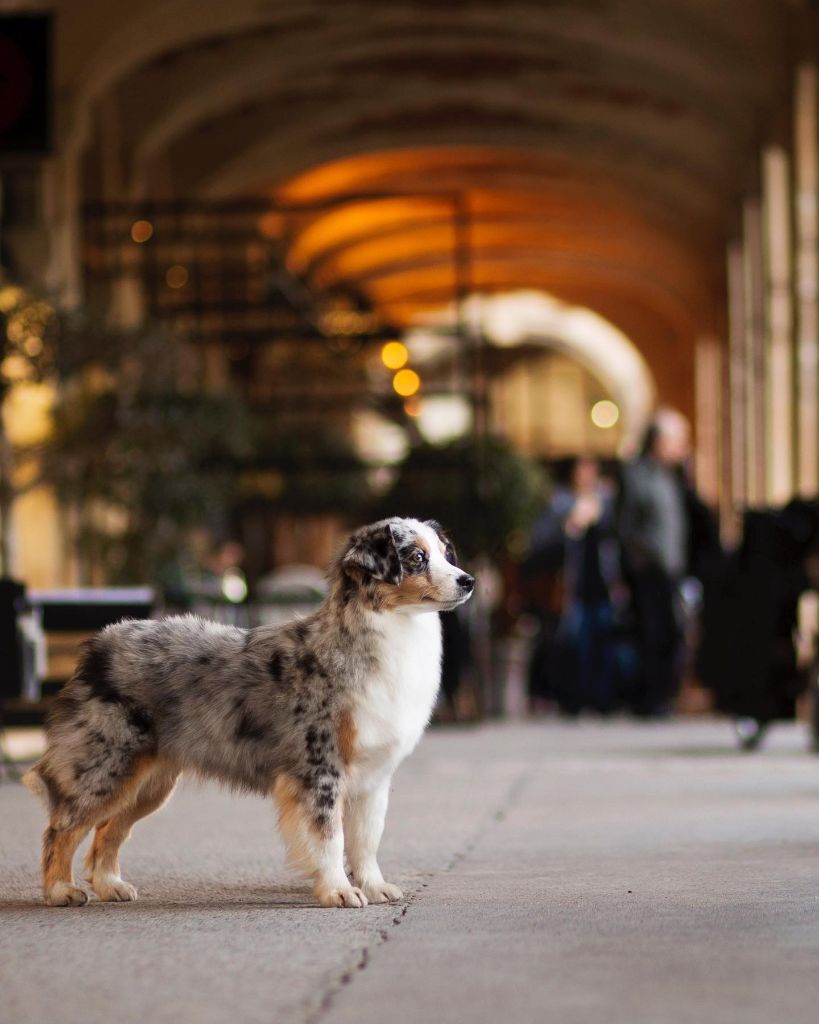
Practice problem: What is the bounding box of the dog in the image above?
[23,517,475,908]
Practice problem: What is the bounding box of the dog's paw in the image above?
[317,885,369,908]
[361,881,403,904]
[91,875,138,902]
[46,882,88,907]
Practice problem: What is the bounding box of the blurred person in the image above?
[800,534,819,752]
[618,408,716,717]
[698,500,817,750]
[160,534,247,611]
[529,456,620,715]
[204,539,248,605]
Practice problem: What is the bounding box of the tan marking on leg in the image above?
[337,710,356,767]
[85,762,179,901]
[273,774,320,875]
[89,754,160,822]
[44,825,90,905]
[273,774,364,908]
[42,755,158,906]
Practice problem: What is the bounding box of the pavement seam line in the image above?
[302,766,534,1024]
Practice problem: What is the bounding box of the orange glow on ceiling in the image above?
[286,196,452,274]
[274,147,709,336]
[275,147,573,203]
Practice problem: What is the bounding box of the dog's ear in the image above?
[425,520,458,566]
[343,522,403,584]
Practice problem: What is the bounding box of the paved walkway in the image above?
[2,719,818,1024]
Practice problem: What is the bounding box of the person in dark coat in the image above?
[530,457,620,715]
[697,501,819,748]
[618,409,699,717]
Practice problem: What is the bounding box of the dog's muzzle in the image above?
[457,573,475,594]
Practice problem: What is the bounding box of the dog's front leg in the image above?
[312,820,370,909]
[274,775,367,908]
[344,778,403,904]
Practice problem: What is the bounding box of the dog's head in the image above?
[341,517,475,613]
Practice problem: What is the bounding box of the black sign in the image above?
[0,14,51,156]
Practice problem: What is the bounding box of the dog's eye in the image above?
[410,549,426,565]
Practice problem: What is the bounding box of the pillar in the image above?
[762,147,795,504]
[795,63,819,497]
[742,198,766,506]
[694,334,722,507]
[727,241,747,513]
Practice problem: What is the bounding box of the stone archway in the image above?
[407,290,656,454]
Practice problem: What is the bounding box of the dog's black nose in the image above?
[457,573,475,592]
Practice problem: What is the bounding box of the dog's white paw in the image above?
[46,882,88,907]
[361,881,403,904]
[92,875,138,902]
[317,885,369,908]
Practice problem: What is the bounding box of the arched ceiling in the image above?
[59,0,802,410]
[273,149,709,336]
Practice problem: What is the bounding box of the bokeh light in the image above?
[165,265,189,289]
[221,570,248,604]
[130,220,154,243]
[590,399,620,429]
[381,341,409,370]
[393,368,420,397]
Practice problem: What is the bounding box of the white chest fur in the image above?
[348,611,442,791]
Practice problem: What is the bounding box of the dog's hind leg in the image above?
[85,763,179,903]
[33,634,161,905]
[42,822,93,906]
[273,774,367,908]
[39,753,158,906]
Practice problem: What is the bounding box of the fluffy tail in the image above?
[21,763,49,808]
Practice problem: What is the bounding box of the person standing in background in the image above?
[618,408,696,718]
[530,456,620,716]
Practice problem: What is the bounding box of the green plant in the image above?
[45,324,253,583]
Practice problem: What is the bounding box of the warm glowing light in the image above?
[0,286,24,312]
[351,411,409,464]
[591,399,620,429]
[416,395,472,443]
[131,220,154,243]
[1,354,32,382]
[165,265,189,289]
[403,397,422,417]
[381,341,409,370]
[393,369,420,397]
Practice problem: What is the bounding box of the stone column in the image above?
[795,63,819,497]
[762,147,795,504]
[694,334,721,508]
[727,241,747,517]
[742,198,766,506]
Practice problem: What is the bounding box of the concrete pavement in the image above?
[1,719,818,1024]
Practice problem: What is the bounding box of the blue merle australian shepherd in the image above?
[24,518,474,908]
